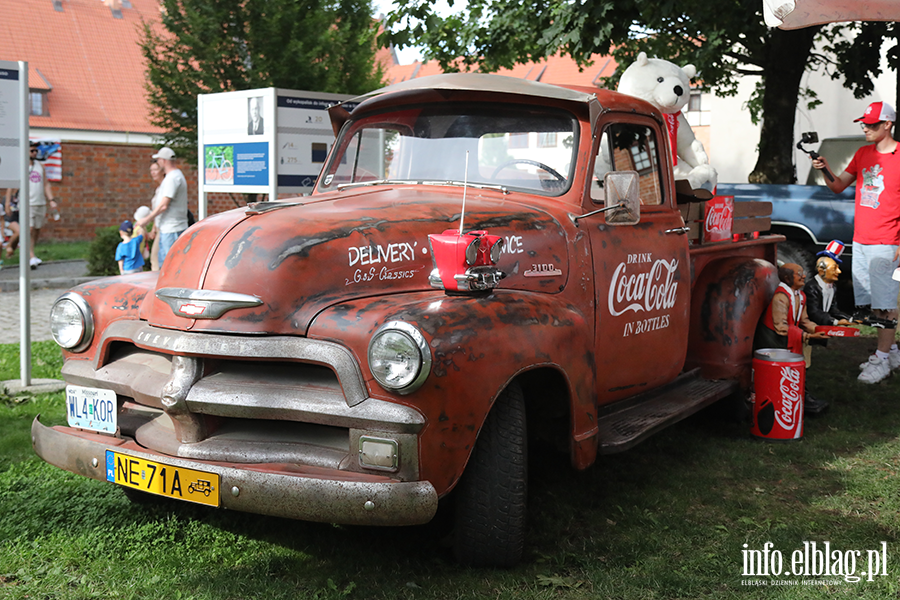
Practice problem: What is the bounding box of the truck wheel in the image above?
[777,241,815,275]
[453,382,527,567]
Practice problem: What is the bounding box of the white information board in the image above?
[197,87,353,208]
[0,60,22,187]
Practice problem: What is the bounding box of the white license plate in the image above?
[66,385,117,434]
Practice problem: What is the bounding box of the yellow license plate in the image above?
[105,450,220,507]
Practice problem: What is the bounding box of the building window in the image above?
[30,92,48,116]
[628,137,656,173]
[537,132,557,148]
[688,90,702,113]
[509,132,529,149]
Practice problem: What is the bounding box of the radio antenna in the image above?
[459,151,469,235]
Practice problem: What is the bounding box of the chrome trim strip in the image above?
[155,288,263,319]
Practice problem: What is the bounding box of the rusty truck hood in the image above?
[141,187,571,335]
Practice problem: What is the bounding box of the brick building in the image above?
[0,0,260,243]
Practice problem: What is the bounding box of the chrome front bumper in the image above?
[32,417,438,526]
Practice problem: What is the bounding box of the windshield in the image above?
[318,103,578,196]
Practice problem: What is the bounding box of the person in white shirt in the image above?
[21,141,59,268]
[135,147,188,266]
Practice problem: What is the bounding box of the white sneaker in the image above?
[860,350,900,371]
[891,349,900,371]
[859,355,891,384]
[29,256,40,268]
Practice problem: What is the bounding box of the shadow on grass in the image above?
[3,336,900,598]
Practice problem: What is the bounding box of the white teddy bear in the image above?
[617,52,718,191]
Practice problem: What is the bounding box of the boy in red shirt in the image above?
[813,101,900,384]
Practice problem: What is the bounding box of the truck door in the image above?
[586,120,691,404]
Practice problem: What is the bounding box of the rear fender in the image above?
[309,291,596,495]
[685,258,778,386]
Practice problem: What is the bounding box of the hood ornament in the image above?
[427,151,506,293]
[156,288,263,319]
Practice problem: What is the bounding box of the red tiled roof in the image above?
[0,0,167,133]
[384,53,620,90]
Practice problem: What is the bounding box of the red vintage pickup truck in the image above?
[35,73,778,567]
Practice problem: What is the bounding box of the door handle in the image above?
[665,226,691,235]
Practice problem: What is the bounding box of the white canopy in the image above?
[763,0,900,29]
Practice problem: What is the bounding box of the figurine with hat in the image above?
[804,240,853,328]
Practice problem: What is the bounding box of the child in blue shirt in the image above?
[116,220,145,275]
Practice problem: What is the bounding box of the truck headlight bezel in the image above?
[367,321,431,395]
[50,292,94,352]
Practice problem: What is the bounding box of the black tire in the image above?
[453,382,527,567]
[777,240,816,276]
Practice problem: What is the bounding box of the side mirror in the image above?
[604,171,640,226]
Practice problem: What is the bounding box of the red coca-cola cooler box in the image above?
[750,348,804,441]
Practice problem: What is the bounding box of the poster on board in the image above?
[0,61,22,188]
[198,89,276,195]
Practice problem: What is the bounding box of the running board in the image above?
[596,370,738,454]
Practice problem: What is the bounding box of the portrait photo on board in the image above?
[248,96,264,135]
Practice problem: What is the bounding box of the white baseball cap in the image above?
[151,147,176,160]
[133,205,151,221]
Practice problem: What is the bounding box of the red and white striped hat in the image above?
[816,239,845,264]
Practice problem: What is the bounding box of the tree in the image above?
[381,0,877,184]
[140,0,386,164]
[827,21,900,109]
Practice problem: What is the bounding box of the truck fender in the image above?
[309,291,596,496]
[58,276,155,363]
[685,257,778,387]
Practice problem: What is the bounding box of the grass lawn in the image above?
[2,337,900,599]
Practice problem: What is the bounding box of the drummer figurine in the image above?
[755,263,830,415]
[804,240,852,327]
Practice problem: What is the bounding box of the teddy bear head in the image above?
[617,52,697,115]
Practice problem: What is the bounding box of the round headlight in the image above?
[50,292,93,352]
[367,321,431,394]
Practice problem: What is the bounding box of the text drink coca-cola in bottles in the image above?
[750,348,804,440]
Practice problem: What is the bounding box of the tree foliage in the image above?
[826,22,900,106]
[140,0,386,163]
[382,0,886,183]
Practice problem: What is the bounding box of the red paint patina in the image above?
[37,73,781,566]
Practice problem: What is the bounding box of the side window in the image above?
[591,123,664,206]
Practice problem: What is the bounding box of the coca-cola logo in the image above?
[774,366,802,432]
[705,202,733,233]
[608,258,679,316]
